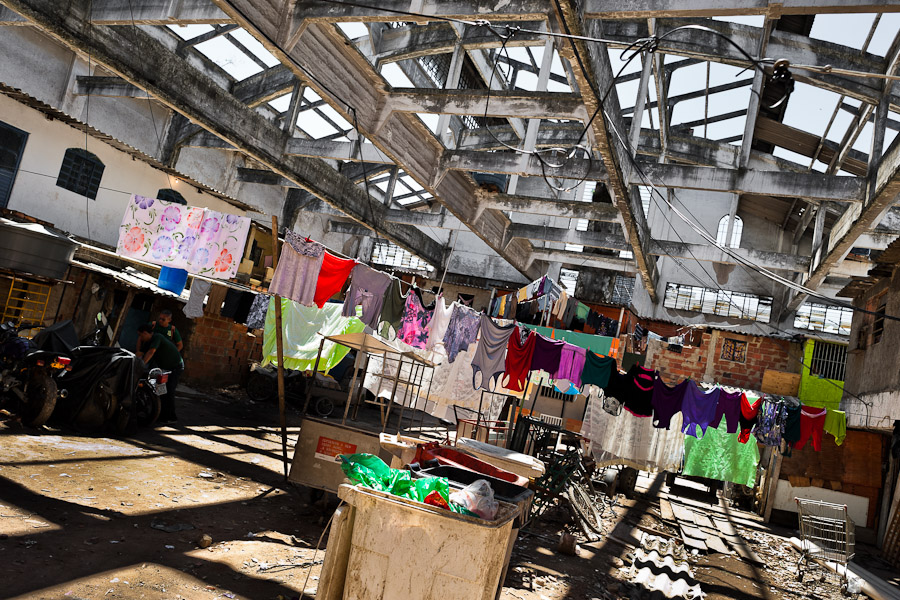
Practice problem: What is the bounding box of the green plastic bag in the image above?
[339,453,477,516]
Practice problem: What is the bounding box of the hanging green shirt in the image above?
[262,297,364,373]
[683,422,760,487]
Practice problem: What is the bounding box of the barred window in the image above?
[809,340,847,382]
[793,302,853,336]
[372,240,431,272]
[0,120,28,208]
[663,282,772,323]
[611,275,635,305]
[56,148,104,199]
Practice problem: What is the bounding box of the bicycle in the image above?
[530,447,604,540]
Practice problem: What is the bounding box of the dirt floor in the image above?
[0,385,894,600]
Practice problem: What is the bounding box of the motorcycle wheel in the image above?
[246,372,276,403]
[23,370,57,427]
[135,387,161,427]
[314,396,335,417]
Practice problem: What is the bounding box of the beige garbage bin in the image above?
[318,484,519,600]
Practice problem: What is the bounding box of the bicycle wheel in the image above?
[567,481,603,535]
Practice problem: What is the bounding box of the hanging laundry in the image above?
[502,326,537,392]
[737,393,762,443]
[244,293,270,329]
[581,389,685,473]
[183,279,211,319]
[553,291,568,320]
[562,297,578,328]
[794,406,827,451]
[269,234,325,306]
[456,293,474,307]
[531,333,564,375]
[261,298,364,372]
[681,381,721,439]
[652,378,689,430]
[116,195,251,279]
[522,325,616,355]
[755,398,786,447]
[378,278,406,338]
[471,314,516,391]
[313,251,357,308]
[442,304,480,362]
[783,402,802,447]
[580,352,617,388]
[185,208,252,278]
[712,389,742,434]
[517,287,528,302]
[824,409,847,446]
[426,296,454,351]
[682,422,760,487]
[553,343,587,392]
[427,345,485,418]
[397,291,431,349]
[619,364,657,418]
[221,289,254,323]
[633,323,646,344]
[342,264,391,329]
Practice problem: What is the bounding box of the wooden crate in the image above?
[761,369,801,396]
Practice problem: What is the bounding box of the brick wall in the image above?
[182,313,263,388]
[648,330,799,390]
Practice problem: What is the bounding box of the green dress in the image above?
[682,422,760,487]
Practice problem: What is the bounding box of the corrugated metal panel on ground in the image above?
[627,534,705,599]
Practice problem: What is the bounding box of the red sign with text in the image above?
[314,436,357,463]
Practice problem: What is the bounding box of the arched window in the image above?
[716,215,743,248]
[156,188,187,205]
[56,148,104,199]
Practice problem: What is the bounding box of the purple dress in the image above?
[530,334,564,374]
[651,378,689,430]
[681,381,721,439]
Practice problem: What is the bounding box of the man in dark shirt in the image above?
[136,324,184,423]
[150,309,183,352]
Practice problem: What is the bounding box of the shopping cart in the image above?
[795,498,856,594]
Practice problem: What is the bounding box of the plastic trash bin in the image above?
[318,483,519,600]
[408,462,534,528]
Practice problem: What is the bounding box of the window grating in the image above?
[56,148,104,200]
[716,215,743,248]
[664,282,772,323]
[611,275,635,305]
[809,340,847,382]
[418,53,451,88]
[793,302,853,336]
[372,240,431,272]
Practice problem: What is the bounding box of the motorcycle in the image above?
[0,321,72,427]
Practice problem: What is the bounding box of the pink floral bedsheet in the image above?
[116,194,251,279]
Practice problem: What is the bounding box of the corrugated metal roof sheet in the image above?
[626,534,705,599]
[71,260,188,302]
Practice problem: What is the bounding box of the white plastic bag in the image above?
[450,479,499,520]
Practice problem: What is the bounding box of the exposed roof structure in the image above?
[1,0,899,325]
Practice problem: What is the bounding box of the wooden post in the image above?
[271,216,288,481]
[763,445,785,522]
[110,288,136,345]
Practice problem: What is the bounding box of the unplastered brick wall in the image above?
[649,331,799,390]
[183,313,263,388]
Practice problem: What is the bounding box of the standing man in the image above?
[151,309,183,352]
[136,323,184,424]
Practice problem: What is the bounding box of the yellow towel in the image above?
[824,409,847,446]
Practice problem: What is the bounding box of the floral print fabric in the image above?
[397,291,431,349]
[117,194,251,279]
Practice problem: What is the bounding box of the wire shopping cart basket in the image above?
[795,498,856,593]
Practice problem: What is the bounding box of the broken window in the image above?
[794,302,853,336]
[56,148,104,200]
[663,283,772,323]
[156,188,186,205]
